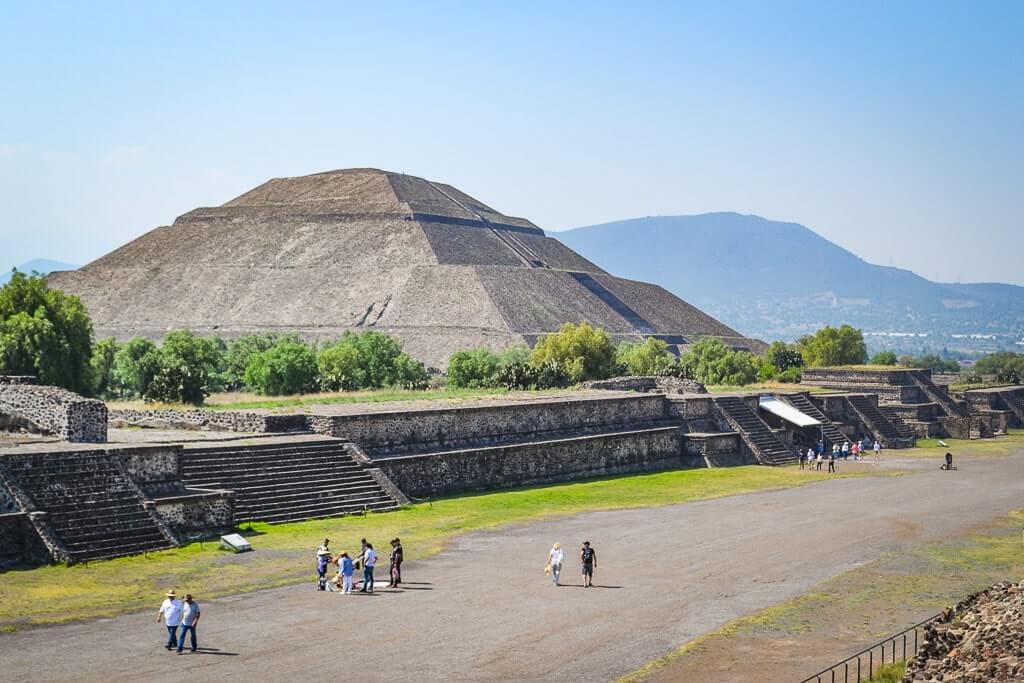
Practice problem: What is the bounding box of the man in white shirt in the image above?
[156,589,183,651]
[360,543,377,593]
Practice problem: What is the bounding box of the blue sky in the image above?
[1,1,1021,284]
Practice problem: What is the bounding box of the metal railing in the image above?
[800,613,941,683]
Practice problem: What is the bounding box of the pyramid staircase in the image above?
[0,452,178,563]
[781,393,850,448]
[180,439,401,524]
[908,370,969,418]
[846,395,914,447]
[713,396,797,466]
[1005,395,1024,425]
[877,405,920,440]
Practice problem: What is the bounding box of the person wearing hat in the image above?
[547,543,564,586]
[156,589,183,651]
[176,593,201,654]
[316,539,332,591]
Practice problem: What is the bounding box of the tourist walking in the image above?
[352,538,368,591]
[842,441,850,459]
[156,589,183,651]
[360,543,377,592]
[828,449,836,473]
[388,538,404,588]
[851,441,860,460]
[316,539,332,591]
[176,594,201,654]
[815,450,823,470]
[547,543,564,586]
[873,440,882,461]
[580,541,597,587]
[806,447,815,472]
[798,447,806,470]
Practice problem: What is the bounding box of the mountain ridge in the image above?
[558,213,1024,352]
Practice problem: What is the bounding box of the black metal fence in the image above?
[799,613,941,683]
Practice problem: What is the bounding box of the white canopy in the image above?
[759,396,821,428]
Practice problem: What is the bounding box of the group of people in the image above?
[545,540,598,587]
[799,438,882,472]
[316,537,403,593]
[156,590,201,654]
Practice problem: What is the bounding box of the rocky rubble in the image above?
[903,581,1024,682]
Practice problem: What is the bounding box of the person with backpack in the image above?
[580,541,597,588]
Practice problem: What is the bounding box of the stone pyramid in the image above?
[50,169,763,367]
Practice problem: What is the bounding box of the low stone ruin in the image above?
[0,379,107,443]
[582,375,708,395]
[902,581,1024,682]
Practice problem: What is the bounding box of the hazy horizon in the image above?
[2,2,1021,285]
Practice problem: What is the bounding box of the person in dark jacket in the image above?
[388,538,404,587]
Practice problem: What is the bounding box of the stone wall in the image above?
[582,376,707,395]
[108,408,308,433]
[0,513,50,568]
[0,383,107,442]
[312,394,668,454]
[153,491,234,537]
[375,426,683,497]
[0,375,39,385]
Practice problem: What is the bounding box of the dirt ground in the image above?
[2,447,1023,682]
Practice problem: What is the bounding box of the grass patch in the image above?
[911,429,1024,457]
[706,381,830,394]
[867,661,906,682]
[107,387,565,413]
[0,465,859,631]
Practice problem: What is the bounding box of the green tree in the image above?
[113,337,160,398]
[145,330,223,404]
[764,341,804,372]
[317,331,427,391]
[530,322,617,383]
[244,339,319,395]
[973,352,1024,384]
[680,338,759,385]
[796,325,868,367]
[870,351,898,366]
[615,338,675,376]
[225,333,300,391]
[447,348,500,388]
[90,337,121,398]
[0,272,94,393]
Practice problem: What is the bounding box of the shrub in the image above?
[796,325,867,367]
[113,337,160,398]
[616,338,675,376]
[530,322,617,383]
[776,367,802,383]
[244,340,319,395]
[495,360,569,391]
[447,348,500,388]
[90,337,121,398]
[317,331,427,391]
[764,341,804,372]
[145,330,223,404]
[973,352,1024,384]
[680,338,759,386]
[224,333,300,391]
[870,351,898,366]
[0,272,95,394]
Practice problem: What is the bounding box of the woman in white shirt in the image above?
[547,543,564,586]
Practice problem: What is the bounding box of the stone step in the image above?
[183,442,345,459]
[67,538,172,562]
[49,513,158,535]
[248,500,401,525]
[188,473,377,494]
[181,458,363,477]
[63,528,168,549]
[235,486,388,510]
